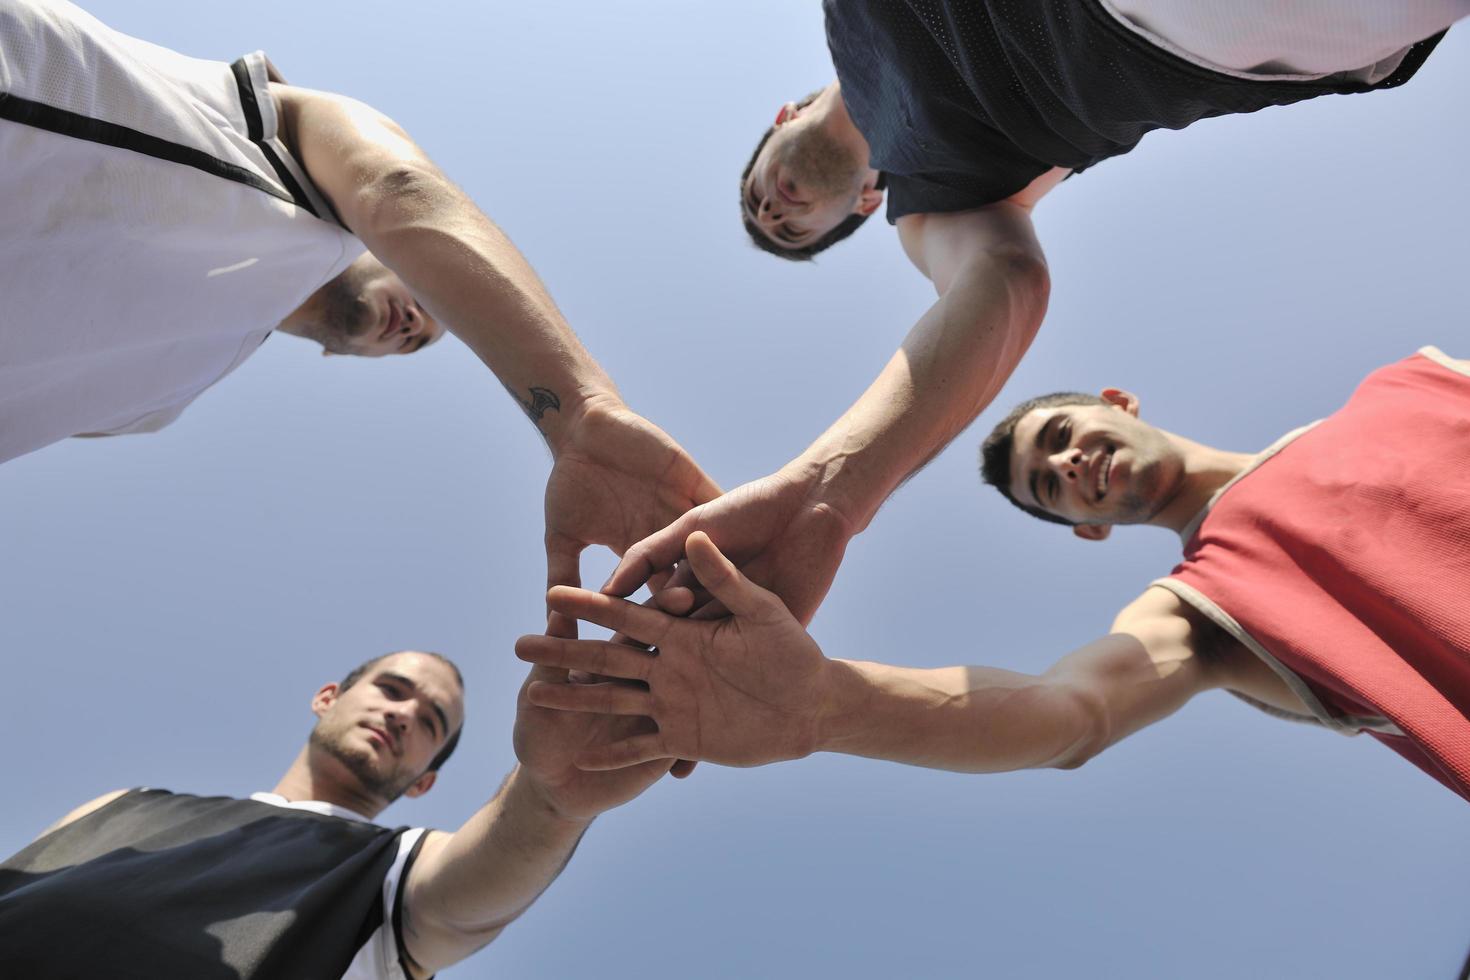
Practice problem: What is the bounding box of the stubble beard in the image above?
[308,720,417,803]
[300,269,376,354]
[783,125,863,204]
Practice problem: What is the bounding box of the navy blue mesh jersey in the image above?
[824,0,1444,222]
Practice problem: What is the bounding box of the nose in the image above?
[1049,447,1084,482]
[384,708,409,738]
[758,196,785,226]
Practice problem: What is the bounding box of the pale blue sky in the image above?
[3,3,1468,977]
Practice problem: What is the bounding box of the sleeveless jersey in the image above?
[823,0,1444,221]
[0,789,418,978]
[1156,348,1470,801]
[0,0,363,463]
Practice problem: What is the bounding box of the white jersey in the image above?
[1104,0,1469,83]
[0,0,364,464]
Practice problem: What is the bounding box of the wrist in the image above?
[784,439,890,537]
[811,659,873,756]
[503,764,596,832]
[542,385,624,455]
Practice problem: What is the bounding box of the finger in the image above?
[664,563,715,610]
[577,733,671,771]
[683,531,775,619]
[670,759,699,779]
[546,586,673,647]
[514,635,655,682]
[651,586,695,617]
[601,513,698,597]
[611,588,692,648]
[545,533,584,639]
[526,680,653,717]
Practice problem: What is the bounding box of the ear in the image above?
[402,770,437,799]
[321,348,336,358]
[773,101,799,126]
[311,683,340,718]
[1073,523,1113,542]
[855,186,884,216]
[1100,387,1139,417]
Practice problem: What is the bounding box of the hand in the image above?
[516,532,833,769]
[511,664,672,821]
[544,399,720,634]
[601,464,854,627]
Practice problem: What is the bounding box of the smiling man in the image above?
[2,0,718,599]
[519,348,1470,804]
[604,0,1466,628]
[0,650,672,978]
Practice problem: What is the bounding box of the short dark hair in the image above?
[979,392,1109,526]
[739,89,885,261]
[339,651,465,773]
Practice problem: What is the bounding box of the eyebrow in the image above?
[380,671,449,738]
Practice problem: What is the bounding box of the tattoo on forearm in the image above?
[514,386,561,424]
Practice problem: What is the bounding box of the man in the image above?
[0,650,672,977]
[1,0,719,597]
[604,1,1467,627]
[515,347,1470,803]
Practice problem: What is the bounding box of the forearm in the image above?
[349,165,619,448]
[815,659,1099,773]
[790,247,1048,532]
[281,87,619,449]
[405,765,591,967]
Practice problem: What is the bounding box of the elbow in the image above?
[995,245,1051,332]
[1046,683,1112,771]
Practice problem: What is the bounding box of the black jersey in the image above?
[824,0,1444,221]
[0,789,415,979]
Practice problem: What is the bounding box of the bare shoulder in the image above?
[1112,587,1250,680]
[896,203,1044,292]
[1123,586,1310,716]
[34,789,131,842]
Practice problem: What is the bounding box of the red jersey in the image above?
[1158,348,1470,802]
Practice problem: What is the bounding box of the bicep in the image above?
[399,829,505,975]
[1043,593,1223,756]
[271,84,437,235]
[897,203,1046,294]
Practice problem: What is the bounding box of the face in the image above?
[291,254,445,357]
[1007,392,1184,530]
[742,100,875,250]
[308,652,465,804]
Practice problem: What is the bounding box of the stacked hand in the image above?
[516,532,833,770]
[602,463,856,627]
[544,398,721,635]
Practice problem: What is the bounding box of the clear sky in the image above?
[3,3,1468,977]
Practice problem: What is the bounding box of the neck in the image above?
[271,746,386,820]
[815,81,880,188]
[1150,433,1256,535]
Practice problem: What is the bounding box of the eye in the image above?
[1055,421,1070,450]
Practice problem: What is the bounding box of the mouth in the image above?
[362,723,398,755]
[1094,447,1114,502]
[378,301,402,343]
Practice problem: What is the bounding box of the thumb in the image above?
[683,531,773,619]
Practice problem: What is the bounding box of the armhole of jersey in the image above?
[227,54,323,218]
[1418,346,1470,379]
[392,830,433,979]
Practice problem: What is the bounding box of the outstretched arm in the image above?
[522,534,1294,773]
[397,667,672,976]
[275,86,719,608]
[604,204,1050,625]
